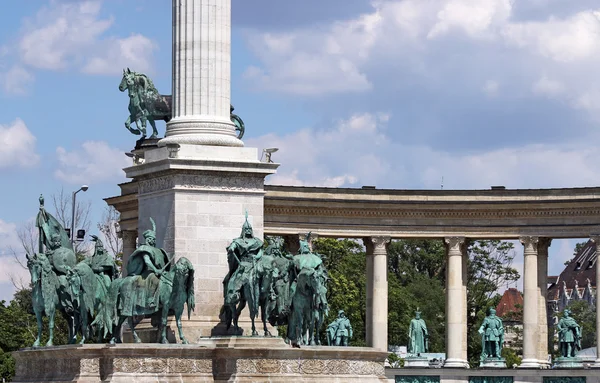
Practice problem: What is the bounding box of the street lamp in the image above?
[71,185,89,247]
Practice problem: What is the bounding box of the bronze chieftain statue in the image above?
[478,307,504,361]
[222,212,274,336]
[31,195,98,345]
[95,218,195,344]
[408,309,429,355]
[220,217,330,345]
[557,309,582,358]
[326,310,353,346]
[119,68,245,139]
[287,233,329,347]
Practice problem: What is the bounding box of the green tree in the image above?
[565,300,596,349]
[387,240,446,352]
[313,238,367,346]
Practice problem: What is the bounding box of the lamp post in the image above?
[71,185,89,247]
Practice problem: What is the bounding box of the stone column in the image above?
[120,230,137,277]
[537,238,552,368]
[160,0,243,147]
[364,236,390,351]
[462,246,469,362]
[443,237,469,368]
[590,235,600,368]
[520,236,541,369]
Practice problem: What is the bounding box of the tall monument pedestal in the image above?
[124,143,278,339]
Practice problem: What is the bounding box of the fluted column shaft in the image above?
[120,230,137,277]
[520,236,541,368]
[537,238,552,367]
[443,237,469,368]
[590,236,600,368]
[365,236,390,351]
[161,0,242,147]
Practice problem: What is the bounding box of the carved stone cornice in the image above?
[520,236,539,253]
[139,173,264,195]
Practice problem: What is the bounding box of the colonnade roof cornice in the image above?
[263,185,600,240]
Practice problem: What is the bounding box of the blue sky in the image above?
[1,0,599,300]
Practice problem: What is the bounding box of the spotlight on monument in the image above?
[261,148,279,163]
[76,229,86,241]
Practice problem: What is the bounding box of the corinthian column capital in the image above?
[444,236,466,252]
[520,236,539,253]
[364,236,391,255]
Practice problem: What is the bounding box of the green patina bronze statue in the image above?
[326,310,353,346]
[30,195,99,346]
[222,212,274,336]
[119,68,171,139]
[265,237,293,327]
[287,233,329,347]
[119,68,245,140]
[408,309,429,355]
[478,307,504,361]
[557,309,582,358]
[95,218,195,344]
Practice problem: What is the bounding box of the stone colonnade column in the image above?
[590,236,600,368]
[120,230,137,277]
[364,236,390,351]
[537,238,552,367]
[443,237,469,368]
[160,0,243,147]
[520,236,541,368]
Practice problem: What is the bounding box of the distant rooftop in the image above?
[496,288,523,320]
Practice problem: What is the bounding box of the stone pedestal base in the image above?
[404,356,430,368]
[553,357,583,369]
[12,338,388,382]
[479,358,507,369]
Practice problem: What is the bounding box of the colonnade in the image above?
[360,234,600,369]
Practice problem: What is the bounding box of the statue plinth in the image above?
[553,357,584,369]
[479,357,507,369]
[404,355,430,368]
[12,340,388,383]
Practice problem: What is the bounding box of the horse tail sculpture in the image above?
[186,266,196,320]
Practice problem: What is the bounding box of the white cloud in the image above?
[82,33,157,75]
[428,0,513,39]
[502,10,600,63]
[243,1,600,120]
[253,110,600,191]
[12,0,156,80]
[248,113,388,187]
[0,119,39,169]
[532,75,564,97]
[0,219,20,256]
[0,65,34,95]
[0,219,29,299]
[54,141,130,184]
[483,80,500,95]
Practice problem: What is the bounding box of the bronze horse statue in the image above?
[119,68,245,140]
[119,68,171,139]
[95,257,195,344]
